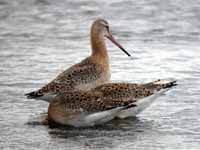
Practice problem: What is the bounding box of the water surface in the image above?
[0,0,200,149]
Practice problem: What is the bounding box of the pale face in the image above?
[94,19,110,37]
[92,19,132,57]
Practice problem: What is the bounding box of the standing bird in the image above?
[47,79,177,127]
[25,19,131,102]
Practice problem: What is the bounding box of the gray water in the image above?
[0,0,200,149]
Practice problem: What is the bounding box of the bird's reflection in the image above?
[48,117,153,137]
[26,109,156,149]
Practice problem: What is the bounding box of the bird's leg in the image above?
[41,116,49,125]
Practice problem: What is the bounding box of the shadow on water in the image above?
[29,114,153,137]
[25,114,156,149]
[46,117,155,149]
[27,113,154,139]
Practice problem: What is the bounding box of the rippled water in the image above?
[0,0,200,149]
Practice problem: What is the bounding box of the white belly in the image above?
[66,107,122,127]
[117,89,170,118]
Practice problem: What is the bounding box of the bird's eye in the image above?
[105,25,109,31]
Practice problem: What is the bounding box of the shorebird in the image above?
[25,19,131,102]
[47,79,177,127]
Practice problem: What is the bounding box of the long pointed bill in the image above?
[105,32,131,57]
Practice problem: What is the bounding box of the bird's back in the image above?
[47,79,177,126]
[25,56,110,102]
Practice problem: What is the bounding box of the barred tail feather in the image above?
[118,79,177,118]
[25,91,43,99]
[153,79,177,89]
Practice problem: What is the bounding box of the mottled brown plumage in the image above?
[32,58,109,94]
[25,19,131,101]
[93,79,175,99]
[47,80,177,126]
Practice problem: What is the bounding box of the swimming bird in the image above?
[25,19,131,102]
[47,79,177,127]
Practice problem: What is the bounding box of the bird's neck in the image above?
[90,30,108,61]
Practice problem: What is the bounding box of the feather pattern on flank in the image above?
[25,19,131,102]
[47,79,177,127]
